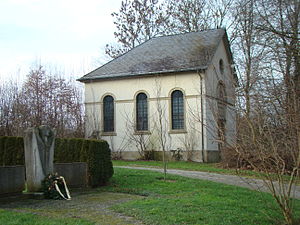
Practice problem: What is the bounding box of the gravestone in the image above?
[24,126,55,192]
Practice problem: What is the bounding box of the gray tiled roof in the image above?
[78,29,227,82]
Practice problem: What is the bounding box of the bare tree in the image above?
[177,122,196,161]
[232,0,266,117]
[0,80,25,136]
[105,0,168,58]
[234,87,300,225]
[166,0,234,33]
[254,0,300,124]
[207,0,235,29]
[222,2,300,223]
[202,68,299,224]
[106,0,235,58]
[123,112,152,159]
[152,78,172,180]
[0,65,85,138]
[109,134,131,160]
[165,0,209,32]
[22,66,84,137]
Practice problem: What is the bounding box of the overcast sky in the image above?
[0,0,122,82]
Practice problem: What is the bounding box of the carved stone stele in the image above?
[24,126,55,192]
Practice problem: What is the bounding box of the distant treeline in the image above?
[0,65,84,138]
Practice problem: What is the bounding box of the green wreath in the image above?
[42,173,71,200]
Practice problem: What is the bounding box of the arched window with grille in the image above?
[219,59,224,75]
[217,82,226,149]
[217,82,226,121]
[171,90,184,130]
[136,93,148,131]
[103,95,114,132]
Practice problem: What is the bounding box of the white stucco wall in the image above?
[82,40,236,162]
[84,72,206,159]
[204,40,236,151]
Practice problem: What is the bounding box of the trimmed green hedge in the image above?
[0,136,24,166]
[54,138,114,187]
[0,136,113,187]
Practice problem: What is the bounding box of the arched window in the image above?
[136,93,148,131]
[217,82,226,150]
[103,95,114,132]
[219,59,224,75]
[171,90,184,130]
[217,82,226,121]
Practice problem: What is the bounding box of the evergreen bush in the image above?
[3,137,14,165]
[74,138,83,161]
[0,136,7,166]
[53,138,61,163]
[84,139,113,187]
[0,136,24,166]
[15,137,24,165]
[0,136,114,187]
[80,139,89,162]
[64,138,72,162]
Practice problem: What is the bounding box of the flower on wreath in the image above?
[42,173,71,200]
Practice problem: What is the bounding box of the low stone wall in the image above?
[54,162,87,188]
[0,166,25,196]
[0,163,87,197]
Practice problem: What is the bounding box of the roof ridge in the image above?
[78,29,227,82]
[150,28,225,41]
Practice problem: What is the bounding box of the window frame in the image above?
[169,89,186,133]
[217,81,226,150]
[219,59,225,76]
[102,94,116,135]
[135,92,149,132]
[217,81,227,121]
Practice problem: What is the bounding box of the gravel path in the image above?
[115,166,300,199]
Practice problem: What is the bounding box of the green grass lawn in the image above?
[0,209,93,225]
[113,160,261,178]
[1,167,299,225]
[100,167,300,225]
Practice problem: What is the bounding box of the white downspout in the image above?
[198,71,205,163]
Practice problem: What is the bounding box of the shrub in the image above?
[220,146,241,168]
[80,139,89,162]
[0,136,7,166]
[0,136,114,187]
[87,140,101,187]
[53,138,61,163]
[64,139,73,163]
[144,150,155,160]
[0,136,24,166]
[15,137,24,165]
[85,139,113,187]
[3,137,15,165]
[73,138,83,161]
[55,138,114,187]
[56,138,68,162]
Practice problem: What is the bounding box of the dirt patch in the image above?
[0,191,144,225]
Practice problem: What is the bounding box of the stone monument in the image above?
[24,126,55,192]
